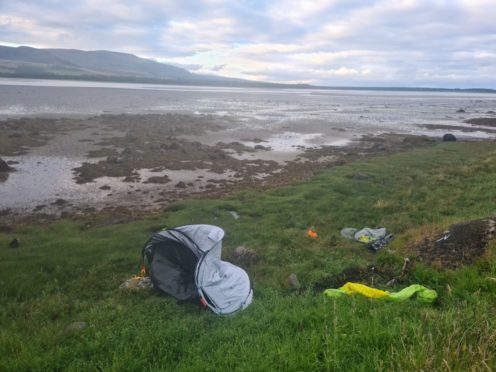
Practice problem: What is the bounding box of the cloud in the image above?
[0,0,495,87]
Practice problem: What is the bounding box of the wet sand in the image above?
[0,113,486,224]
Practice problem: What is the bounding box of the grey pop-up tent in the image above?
[141,224,253,315]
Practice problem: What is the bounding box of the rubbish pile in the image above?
[120,276,153,290]
[341,227,394,251]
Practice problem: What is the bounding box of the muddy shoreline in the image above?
[0,113,491,226]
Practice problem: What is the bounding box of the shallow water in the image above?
[1,78,496,215]
[1,78,495,140]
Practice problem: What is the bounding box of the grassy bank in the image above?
[1,141,496,371]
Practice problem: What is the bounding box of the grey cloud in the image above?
[1,0,495,88]
[210,64,226,71]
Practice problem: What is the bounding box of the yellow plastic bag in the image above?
[324,282,437,303]
[339,282,390,298]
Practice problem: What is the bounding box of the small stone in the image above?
[99,185,111,190]
[456,108,466,113]
[231,246,258,265]
[175,181,187,188]
[0,158,13,172]
[0,224,12,233]
[168,142,181,150]
[288,273,301,290]
[52,198,67,206]
[33,204,46,212]
[64,321,88,333]
[9,238,19,249]
[0,208,11,216]
[254,145,271,151]
[351,172,371,181]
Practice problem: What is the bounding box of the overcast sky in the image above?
[1,0,495,88]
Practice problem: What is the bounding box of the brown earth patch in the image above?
[144,175,171,184]
[313,264,399,292]
[418,124,496,133]
[465,118,496,127]
[0,117,91,156]
[406,218,496,269]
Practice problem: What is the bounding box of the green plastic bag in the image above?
[324,282,437,304]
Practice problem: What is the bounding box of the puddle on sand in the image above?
[0,155,242,214]
[0,155,101,211]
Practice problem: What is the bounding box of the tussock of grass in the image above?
[1,141,496,371]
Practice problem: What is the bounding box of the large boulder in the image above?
[442,133,457,142]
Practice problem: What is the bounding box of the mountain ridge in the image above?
[0,45,307,88]
[0,45,494,93]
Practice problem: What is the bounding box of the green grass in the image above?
[1,141,496,371]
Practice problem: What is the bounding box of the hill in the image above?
[0,45,308,88]
[1,45,494,92]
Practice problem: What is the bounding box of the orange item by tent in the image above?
[306,229,318,238]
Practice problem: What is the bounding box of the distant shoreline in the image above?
[1,74,495,94]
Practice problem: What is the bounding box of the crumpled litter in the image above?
[324,282,437,303]
[367,234,394,251]
[307,228,318,238]
[340,227,394,251]
[120,276,153,290]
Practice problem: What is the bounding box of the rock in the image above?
[144,176,170,184]
[0,208,11,216]
[175,181,187,188]
[288,273,301,290]
[0,158,13,172]
[9,238,19,249]
[231,246,258,265]
[254,145,271,151]
[99,185,111,190]
[0,224,12,233]
[168,142,181,150]
[107,156,123,164]
[373,144,387,151]
[456,109,466,113]
[351,172,372,181]
[52,198,67,206]
[64,321,88,334]
[486,111,495,115]
[442,133,457,142]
